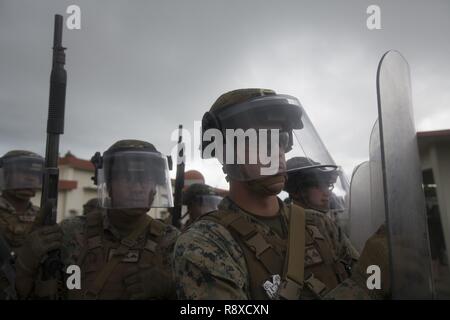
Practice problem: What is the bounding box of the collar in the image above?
[218,196,289,222]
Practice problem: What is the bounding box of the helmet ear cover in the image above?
[201,111,222,159]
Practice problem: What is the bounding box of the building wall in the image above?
[431,144,450,258]
[31,164,97,222]
[420,142,450,266]
[65,168,97,219]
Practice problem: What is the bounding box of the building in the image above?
[418,129,450,297]
[418,129,450,258]
[31,152,97,222]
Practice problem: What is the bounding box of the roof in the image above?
[59,152,94,171]
[59,180,78,190]
[417,129,450,139]
[417,129,450,151]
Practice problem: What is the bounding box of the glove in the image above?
[123,265,176,300]
[351,224,390,299]
[16,225,63,274]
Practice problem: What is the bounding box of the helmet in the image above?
[0,150,44,191]
[284,157,338,194]
[200,88,304,182]
[182,183,223,220]
[183,183,220,206]
[91,140,173,209]
[284,157,345,212]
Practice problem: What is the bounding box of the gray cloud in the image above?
[1,0,449,188]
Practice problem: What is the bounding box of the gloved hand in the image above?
[123,265,176,300]
[351,224,390,299]
[16,225,63,274]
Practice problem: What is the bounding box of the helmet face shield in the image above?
[206,94,341,185]
[216,94,303,132]
[286,107,336,171]
[187,194,223,221]
[0,156,44,191]
[205,95,303,182]
[283,107,349,213]
[97,151,173,209]
[285,163,349,214]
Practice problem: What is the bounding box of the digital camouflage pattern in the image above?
[0,195,38,249]
[173,197,361,300]
[59,208,180,299]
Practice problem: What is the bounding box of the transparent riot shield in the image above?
[377,50,434,299]
[331,168,351,235]
[369,119,386,236]
[348,161,372,253]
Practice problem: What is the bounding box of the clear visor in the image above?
[0,156,44,191]
[286,165,348,214]
[207,94,337,183]
[187,195,223,221]
[97,151,173,209]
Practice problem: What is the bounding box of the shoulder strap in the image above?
[278,204,306,299]
[203,210,284,276]
[75,211,103,266]
[83,215,151,299]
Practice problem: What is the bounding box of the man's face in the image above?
[109,171,156,211]
[5,172,40,200]
[236,126,288,180]
[304,182,332,211]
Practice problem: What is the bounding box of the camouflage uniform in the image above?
[82,198,99,216]
[60,208,179,299]
[0,195,38,250]
[0,150,43,250]
[174,197,360,299]
[174,88,380,300]
[324,224,390,300]
[14,140,180,300]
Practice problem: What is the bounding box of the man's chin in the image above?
[264,182,285,195]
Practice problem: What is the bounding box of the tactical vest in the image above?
[67,211,169,300]
[0,202,36,249]
[202,204,349,300]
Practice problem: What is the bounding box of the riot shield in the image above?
[331,168,351,236]
[348,161,372,253]
[369,119,386,235]
[377,50,434,299]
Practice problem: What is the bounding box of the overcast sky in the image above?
[1,0,449,189]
